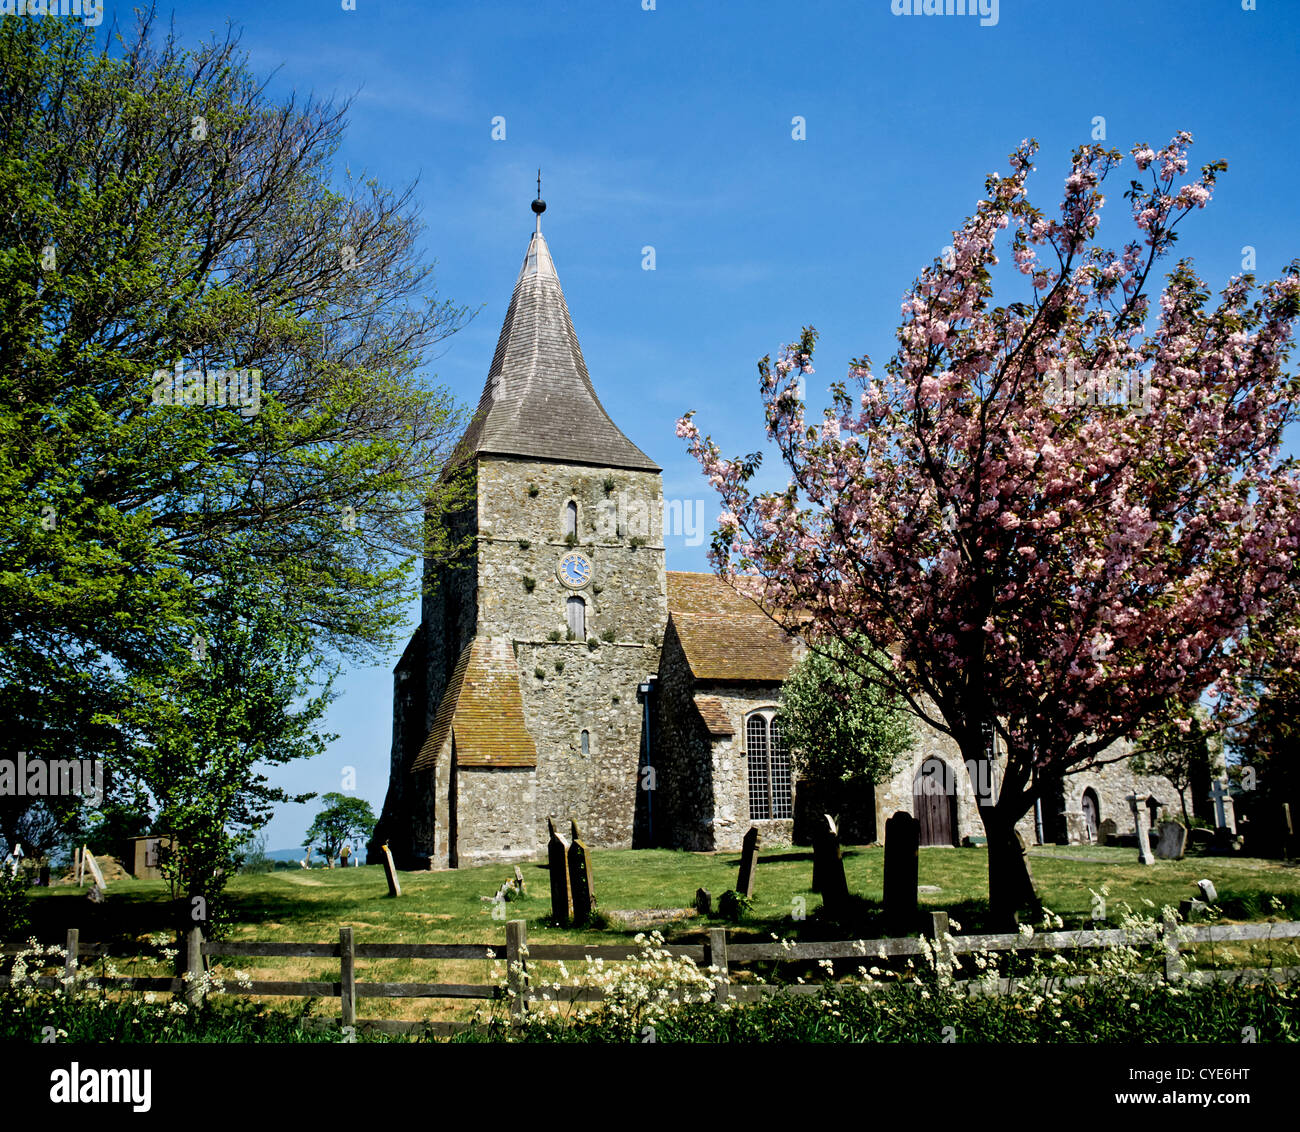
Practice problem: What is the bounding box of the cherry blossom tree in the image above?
[680,134,1300,926]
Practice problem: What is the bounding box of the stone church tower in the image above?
[372,193,666,868]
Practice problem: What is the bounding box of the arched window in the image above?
[566,595,585,638]
[746,710,791,820]
[564,500,578,538]
[580,729,590,757]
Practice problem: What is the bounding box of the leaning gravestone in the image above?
[1126,794,1155,865]
[1154,821,1187,861]
[736,827,760,899]
[568,820,596,925]
[694,888,712,916]
[883,811,919,935]
[547,818,572,926]
[83,849,107,903]
[1197,878,1217,903]
[814,815,850,915]
[379,843,401,898]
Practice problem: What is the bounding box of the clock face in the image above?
[557,551,592,589]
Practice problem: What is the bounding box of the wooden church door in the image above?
[914,758,957,847]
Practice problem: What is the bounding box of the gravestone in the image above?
[883,811,919,934]
[83,849,106,902]
[1126,794,1155,865]
[83,849,106,890]
[1097,819,1117,847]
[1197,878,1217,903]
[736,827,760,899]
[813,815,849,915]
[694,888,712,916]
[1154,821,1187,861]
[379,843,401,897]
[1207,780,1233,831]
[1178,898,1209,921]
[568,820,596,925]
[547,818,572,926]
[514,865,526,896]
[38,864,49,887]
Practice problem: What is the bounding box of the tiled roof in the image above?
[450,228,659,473]
[410,637,537,772]
[666,571,798,683]
[693,695,735,736]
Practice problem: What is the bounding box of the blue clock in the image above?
[557,551,592,589]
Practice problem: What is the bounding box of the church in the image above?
[370,194,1210,870]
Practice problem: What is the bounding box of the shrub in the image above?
[587,638,599,651]
[600,627,616,643]
[523,576,536,593]
[518,538,531,550]
[534,667,545,680]
[547,630,562,642]
[527,483,539,497]
[0,869,31,940]
[717,890,752,922]
[555,660,565,673]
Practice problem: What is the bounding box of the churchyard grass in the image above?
[12,846,1300,1035]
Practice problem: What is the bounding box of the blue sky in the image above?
[138,0,1299,850]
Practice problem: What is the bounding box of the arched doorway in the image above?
[913,758,958,847]
[1081,789,1100,843]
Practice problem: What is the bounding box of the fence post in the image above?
[708,927,730,1003]
[925,911,953,979]
[339,926,356,1029]
[506,920,528,1028]
[185,925,205,1007]
[63,928,78,997]
[1162,913,1185,981]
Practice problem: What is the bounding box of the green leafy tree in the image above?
[776,636,914,836]
[305,793,377,865]
[1130,702,1217,827]
[0,14,476,915]
[0,12,473,769]
[122,587,335,935]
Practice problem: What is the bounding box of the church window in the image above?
[564,500,578,538]
[580,729,590,756]
[566,595,586,638]
[746,710,792,820]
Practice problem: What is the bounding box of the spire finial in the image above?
[531,168,546,233]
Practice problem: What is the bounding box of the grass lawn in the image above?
[16,845,1300,1029]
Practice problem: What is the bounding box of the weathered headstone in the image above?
[568,820,596,925]
[83,849,106,890]
[694,887,712,916]
[1126,794,1155,865]
[1154,820,1187,861]
[813,815,850,915]
[547,817,572,926]
[514,865,526,896]
[736,826,760,898]
[1197,878,1217,903]
[1207,780,1232,829]
[379,843,401,897]
[883,810,919,934]
[1178,898,1209,921]
[83,849,106,902]
[1097,818,1117,847]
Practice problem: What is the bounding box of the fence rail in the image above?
[3,915,1297,1037]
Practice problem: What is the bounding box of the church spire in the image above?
[449,189,659,474]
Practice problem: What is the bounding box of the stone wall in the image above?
[454,765,538,866]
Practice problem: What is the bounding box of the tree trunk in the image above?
[964,748,1040,930]
[980,806,1039,930]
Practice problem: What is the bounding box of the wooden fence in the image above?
[4,915,1299,1037]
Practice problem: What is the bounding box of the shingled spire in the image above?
[452,191,659,472]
